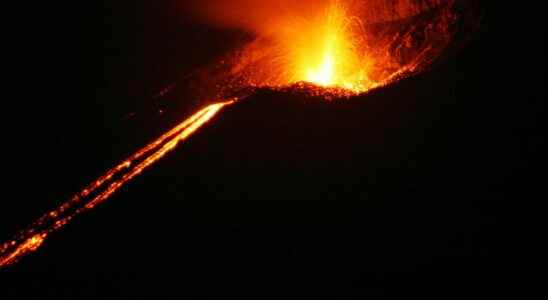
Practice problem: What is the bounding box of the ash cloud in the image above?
[181,0,449,35]
[181,0,332,36]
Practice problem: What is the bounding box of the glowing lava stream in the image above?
[0,100,235,268]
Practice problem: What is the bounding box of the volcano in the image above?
[2,0,544,298]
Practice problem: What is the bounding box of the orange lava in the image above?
[0,100,234,269]
[0,234,46,267]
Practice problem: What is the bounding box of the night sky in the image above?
[2,1,545,298]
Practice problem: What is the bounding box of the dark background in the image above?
[2,1,545,298]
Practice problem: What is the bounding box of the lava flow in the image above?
[1,0,479,268]
[0,100,234,268]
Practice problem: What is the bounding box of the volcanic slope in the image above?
[3,47,520,298]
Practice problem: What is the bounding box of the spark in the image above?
[0,100,235,268]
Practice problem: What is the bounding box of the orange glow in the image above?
[0,100,234,269]
[212,0,469,97]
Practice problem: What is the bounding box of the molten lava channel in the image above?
[0,100,234,268]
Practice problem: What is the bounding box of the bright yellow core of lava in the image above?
[285,2,371,92]
[306,34,337,86]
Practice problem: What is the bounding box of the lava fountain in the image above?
[283,1,372,91]
[210,0,377,94]
[0,0,480,268]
